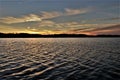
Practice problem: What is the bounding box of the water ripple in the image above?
[0,38,120,80]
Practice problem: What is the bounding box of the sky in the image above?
[0,0,120,35]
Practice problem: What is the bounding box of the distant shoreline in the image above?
[0,37,120,38]
[0,33,120,38]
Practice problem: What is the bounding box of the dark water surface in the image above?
[0,38,120,80]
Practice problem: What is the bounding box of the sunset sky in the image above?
[0,0,120,35]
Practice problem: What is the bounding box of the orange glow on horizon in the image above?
[1,30,106,36]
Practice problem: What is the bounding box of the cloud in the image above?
[26,20,117,33]
[75,24,120,35]
[92,17,120,22]
[24,20,96,33]
[0,12,60,24]
[40,8,91,18]
[0,24,28,33]
[37,21,84,30]
[0,8,91,24]
[64,8,90,16]
[1,18,119,35]
[38,20,55,26]
[0,14,42,24]
[86,24,120,32]
[100,17,120,21]
[40,11,62,19]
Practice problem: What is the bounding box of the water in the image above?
[0,38,120,80]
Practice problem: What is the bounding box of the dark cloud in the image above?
[67,24,120,35]
[85,24,120,35]
[88,24,120,32]
[96,17,120,21]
